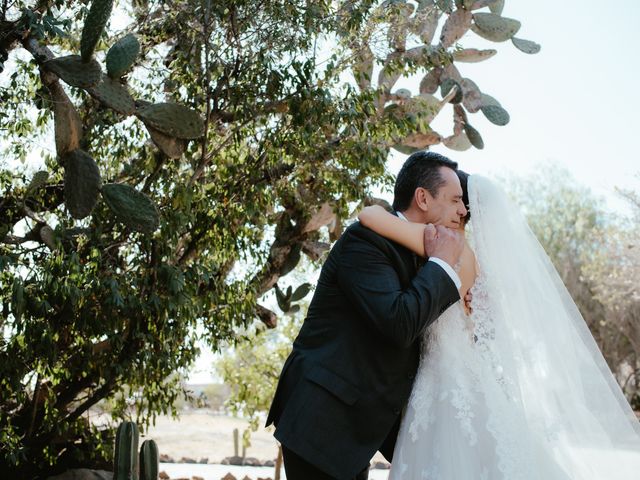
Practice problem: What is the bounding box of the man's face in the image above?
[423,167,467,228]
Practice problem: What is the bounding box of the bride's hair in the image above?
[457,169,471,225]
[392,151,458,211]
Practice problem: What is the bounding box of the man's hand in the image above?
[423,224,464,268]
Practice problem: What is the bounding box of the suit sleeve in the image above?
[337,226,460,349]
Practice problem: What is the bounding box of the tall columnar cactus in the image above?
[114,421,140,480]
[139,439,159,480]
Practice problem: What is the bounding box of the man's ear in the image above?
[414,187,430,212]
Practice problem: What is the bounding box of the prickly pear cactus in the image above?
[145,125,188,159]
[139,439,159,480]
[47,82,83,155]
[44,55,102,88]
[101,183,160,234]
[136,103,205,139]
[80,0,115,62]
[346,0,537,151]
[63,149,102,220]
[106,33,140,79]
[87,75,136,115]
[471,12,520,42]
[114,421,140,480]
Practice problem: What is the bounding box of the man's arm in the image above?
[337,226,460,349]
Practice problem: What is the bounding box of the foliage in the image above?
[0,0,537,475]
[216,308,303,444]
[504,166,640,404]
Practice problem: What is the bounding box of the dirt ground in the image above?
[91,409,387,464]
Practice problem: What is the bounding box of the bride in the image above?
[358,173,640,479]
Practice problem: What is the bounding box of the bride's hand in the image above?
[423,224,464,267]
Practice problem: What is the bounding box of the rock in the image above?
[160,453,175,463]
[257,478,273,480]
[241,476,252,480]
[262,459,275,467]
[221,474,237,480]
[47,470,113,480]
[198,457,209,464]
[242,457,262,467]
[371,460,391,470]
[180,456,197,464]
[221,455,243,465]
[192,476,205,480]
[159,472,170,480]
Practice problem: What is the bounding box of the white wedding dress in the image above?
[389,175,640,479]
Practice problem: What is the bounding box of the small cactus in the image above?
[139,439,159,480]
[114,421,139,480]
[107,33,141,79]
[101,183,160,234]
[80,0,115,62]
[44,55,102,88]
[63,149,102,220]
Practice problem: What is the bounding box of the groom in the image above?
[266,151,468,479]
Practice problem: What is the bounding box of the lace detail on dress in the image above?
[390,271,543,479]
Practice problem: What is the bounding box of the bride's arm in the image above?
[358,205,427,257]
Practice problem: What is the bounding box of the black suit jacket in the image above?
[265,220,460,479]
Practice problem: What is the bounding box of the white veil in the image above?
[467,174,640,476]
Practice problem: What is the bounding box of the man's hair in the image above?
[392,151,458,211]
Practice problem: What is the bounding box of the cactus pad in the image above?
[481,104,510,125]
[440,78,463,104]
[63,149,102,220]
[452,48,497,63]
[512,37,541,54]
[471,13,521,42]
[87,75,136,115]
[420,68,442,95]
[44,55,102,89]
[106,33,141,79]
[47,82,83,155]
[101,183,160,234]
[80,0,115,62]
[439,8,473,48]
[464,123,484,149]
[136,103,204,139]
[145,125,188,159]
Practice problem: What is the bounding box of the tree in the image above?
[504,166,640,404]
[0,0,538,475]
